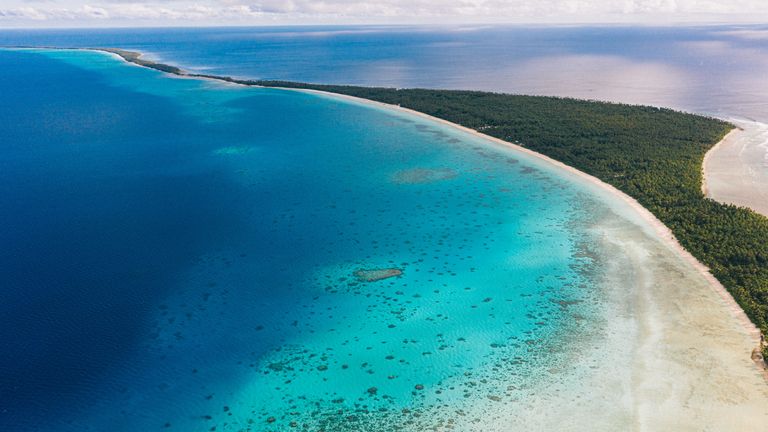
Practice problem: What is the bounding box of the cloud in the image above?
[82,4,109,17]
[1,6,50,20]
[1,0,767,26]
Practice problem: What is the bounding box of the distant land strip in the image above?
[31,46,768,365]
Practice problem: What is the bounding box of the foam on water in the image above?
[1,49,635,431]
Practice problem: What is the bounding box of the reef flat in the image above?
[353,268,404,282]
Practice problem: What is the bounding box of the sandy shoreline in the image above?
[701,127,740,197]
[703,119,768,218]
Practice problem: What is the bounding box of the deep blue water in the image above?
[1,25,767,121]
[0,48,611,431]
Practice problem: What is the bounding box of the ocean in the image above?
[1,26,767,431]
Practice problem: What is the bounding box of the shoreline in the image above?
[701,127,741,197]
[18,46,766,370]
[702,119,768,218]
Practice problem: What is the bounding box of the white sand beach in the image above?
[703,119,768,218]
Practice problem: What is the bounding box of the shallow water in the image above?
[0,48,624,431]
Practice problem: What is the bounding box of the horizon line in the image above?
[2,20,767,31]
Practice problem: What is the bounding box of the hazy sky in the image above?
[1,0,768,28]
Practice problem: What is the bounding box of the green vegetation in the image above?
[100,48,183,74]
[108,49,768,359]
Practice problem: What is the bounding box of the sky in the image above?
[1,0,768,28]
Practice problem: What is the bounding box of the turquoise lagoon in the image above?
[0,49,630,431]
